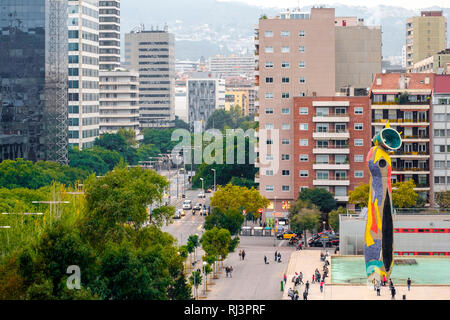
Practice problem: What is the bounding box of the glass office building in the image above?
[0,0,68,164]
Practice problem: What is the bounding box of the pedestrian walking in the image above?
[389,279,393,290]
[305,280,310,293]
[312,274,315,284]
[225,266,229,277]
[383,275,387,286]
[376,280,381,296]
[242,250,246,261]
[239,250,242,260]
[299,272,304,284]
[320,280,324,293]
[284,273,287,284]
[264,255,268,264]
[275,251,278,262]
[229,266,233,278]
[372,279,376,291]
[391,286,396,300]
[407,277,412,291]
[303,290,308,300]
[277,252,281,262]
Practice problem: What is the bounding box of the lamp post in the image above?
[203,261,207,296]
[211,169,216,192]
[200,178,204,215]
[323,221,326,249]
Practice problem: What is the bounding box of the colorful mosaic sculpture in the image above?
[364,122,402,282]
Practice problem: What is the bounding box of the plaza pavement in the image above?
[282,250,450,300]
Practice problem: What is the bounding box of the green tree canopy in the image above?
[298,188,337,214]
[327,206,348,232]
[436,191,450,209]
[288,200,321,236]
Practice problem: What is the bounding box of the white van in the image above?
[182,199,192,210]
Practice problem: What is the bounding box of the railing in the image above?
[392,167,430,172]
[389,151,429,155]
[314,113,348,117]
[313,160,349,165]
[373,119,428,123]
[372,101,430,106]
[315,145,349,149]
[314,130,349,134]
[403,135,429,139]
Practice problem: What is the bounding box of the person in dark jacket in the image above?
[407,278,412,291]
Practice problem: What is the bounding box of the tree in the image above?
[204,208,244,236]
[289,200,321,246]
[189,270,202,300]
[435,191,450,209]
[187,234,199,262]
[349,183,370,208]
[210,184,270,219]
[201,227,231,273]
[327,207,348,232]
[392,180,418,208]
[94,133,138,165]
[298,188,337,214]
[142,128,178,154]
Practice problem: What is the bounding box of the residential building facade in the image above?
[125,29,175,128]
[68,0,100,149]
[99,0,120,71]
[225,90,249,114]
[0,0,68,163]
[406,11,447,73]
[255,8,337,214]
[209,55,255,79]
[99,69,139,135]
[432,75,450,201]
[370,73,434,204]
[411,49,450,74]
[335,17,382,96]
[187,75,225,132]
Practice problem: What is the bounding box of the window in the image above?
[281,62,290,68]
[282,123,291,130]
[282,108,290,114]
[316,171,329,180]
[265,170,274,176]
[282,77,290,83]
[299,123,308,131]
[298,92,306,97]
[316,155,329,164]
[265,46,273,53]
[282,185,290,192]
[282,139,290,145]
[265,92,274,99]
[282,154,290,160]
[266,154,274,161]
[300,171,309,177]
[299,46,305,52]
[265,62,274,68]
[265,108,274,114]
[354,123,363,131]
[355,171,364,178]
[282,46,290,53]
[265,123,274,130]
[335,155,347,164]
[265,77,274,83]
[299,139,308,146]
[282,92,290,99]
[281,31,290,36]
[317,123,329,133]
[354,155,364,162]
[355,139,364,146]
[298,61,305,68]
[265,31,273,37]
[265,185,274,192]
[282,170,290,176]
[354,107,363,115]
[299,30,305,37]
[300,154,309,162]
[299,107,308,115]
[299,77,306,84]
[266,139,273,145]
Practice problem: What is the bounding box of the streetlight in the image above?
[203,261,207,296]
[322,221,326,249]
[211,169,216,192]
[200,178,204,215]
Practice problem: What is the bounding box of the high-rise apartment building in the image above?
[255,8,336,213]
[432,75,450,201]
[187,74,225,132]
[411,49,450,74]
[406,11,447,73]
[68,0,100,149]
[335,17,382,96]
[370,73,434,204]
[0,0,68,163]
[226,77,257,115]
[209,55,255,79]
[125,29,175,128]
[99,0,120,71]
[99,69,139,134]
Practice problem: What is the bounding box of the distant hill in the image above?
[120,0,450,60]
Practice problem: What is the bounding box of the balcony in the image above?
[254,37,259,45]
[389,151,430,159]
[335,196,349,202]
[313,114,350,123]
[391,167,430,175]
[402,135,430,142]
[313,179,350,186]
[313,145,350,155]
[313,163,350,170]
[313,131,349,140]
[255,172,260,183]
[254,113,259,122]
[372,119,429,126]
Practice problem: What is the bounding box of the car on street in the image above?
[205,188,212,193]
[182,200,192,210]
[308,233,339,247]
[276,230,298,240]
[193,203,201,211]
[174,210,182,219]
[180,209,186,217]
[198,193,205,198]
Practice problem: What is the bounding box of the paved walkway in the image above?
[283,250,450,300]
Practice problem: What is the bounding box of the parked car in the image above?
[205,188,212,193]
[198,193,205,198]
[193,203,201,211]
[308,233,339,247]
[174,210,182,219]
[277,230,297,240]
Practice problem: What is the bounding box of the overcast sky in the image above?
[218,0,450,9]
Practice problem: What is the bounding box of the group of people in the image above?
[274,251,282,263]
[225,266,233,278]
[238,249,246,261]
[372,277,412,298]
